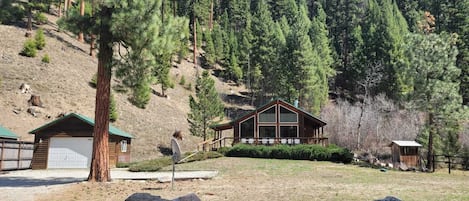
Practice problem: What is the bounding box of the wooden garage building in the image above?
[389,140,422,169]
[29,113,134,169]
[210,99,328,147]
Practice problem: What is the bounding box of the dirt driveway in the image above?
[0,169,217,201]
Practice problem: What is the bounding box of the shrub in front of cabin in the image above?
[225,144,353,163]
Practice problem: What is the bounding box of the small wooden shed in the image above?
[29,113,134,169]
[389,140,422,169]
[0,125,19,141]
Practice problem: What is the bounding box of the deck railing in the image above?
[198,137,328,151]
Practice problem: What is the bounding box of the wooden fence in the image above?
[433,154,469,174]
[0,140,34,171]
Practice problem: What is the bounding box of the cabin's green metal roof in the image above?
[0,125,19,140]
[29,113,134,139]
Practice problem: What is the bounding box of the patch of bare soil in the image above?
[0,13,251,161]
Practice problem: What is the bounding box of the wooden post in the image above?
[17,142,21,170]
[0,141,4,170]
[432,154,436,172]
[447,156,451,174]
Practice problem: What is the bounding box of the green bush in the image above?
[116,162,136,168]
[225,144,354,163]
[179,75,186,85]
[181,151,223,163]
[33,12,47,24]
[128,157,172,172]
[20,39,37,57]
[217,147,232,155]
[0,2,25,25]
[41,53,50,63]
[35,28,46,50]
[128,151,223,172]
[89,73,97,88]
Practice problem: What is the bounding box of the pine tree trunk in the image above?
[88,5,113,182]
[161,0,165,23]
[172,0,176,17]
[25,6,32,37]
[89,0,96,57]
[193,17,197,67]
[58,1,62,17]
[64,0,69,14]
[209,0,213,31]
[78,0,85,42]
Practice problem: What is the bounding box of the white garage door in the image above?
[48,137,93,169]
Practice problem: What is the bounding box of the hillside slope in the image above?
[0,16,250,161]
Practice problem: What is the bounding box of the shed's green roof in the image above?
[29,113,134,139]
[0,125,19,140]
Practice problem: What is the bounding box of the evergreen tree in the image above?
[321,0,365,98]
[268,0,297,24]
[57,0,189,182]
[250,0,275,104]
[356,0,409,99]
[400,32,463,170]
[395,0,420,32]
[307,2,335,113]
[284,3,326,113]
[431,1,469,105]
[203,29,216,65]
[188,70,224,144]
[212,23,225,62]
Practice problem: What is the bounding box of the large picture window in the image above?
[240,117,255,138]
[280,126,298,138]
[259,126,276,138]
[258,106,276,123]
[279,106,297,123]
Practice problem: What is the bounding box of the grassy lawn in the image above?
[38,157,469,201]
[166,157,469,201]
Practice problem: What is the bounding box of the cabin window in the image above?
[280,126,298,138]
[279,106,298,123]
[120,140,128,153]
[259,126,276,138]
[258,106,276,123]
[240,117,255,138]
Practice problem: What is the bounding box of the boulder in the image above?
[172,193,201,201]
[125,193,168,201]
[125,193,201,201]
[375,196,402,201]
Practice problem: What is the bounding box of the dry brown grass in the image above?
[36,157,469,201]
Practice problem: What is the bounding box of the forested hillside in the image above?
[0,0,468,164]
[169,0,468,158]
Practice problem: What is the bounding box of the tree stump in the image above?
[28,95,43,107]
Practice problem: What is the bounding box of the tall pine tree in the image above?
[188,70,224,144]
